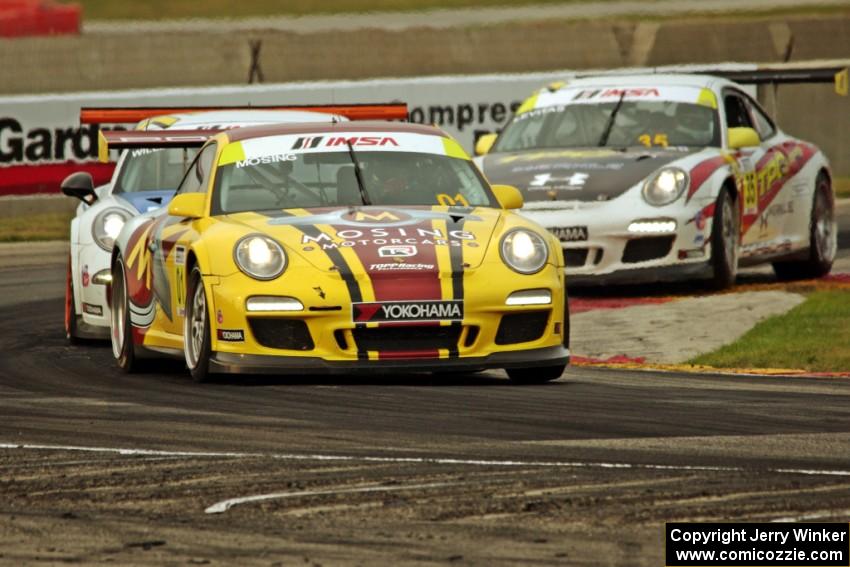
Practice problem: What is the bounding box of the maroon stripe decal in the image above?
[686,155,728,203]
[741,142,816,235]
[378,350,440,360]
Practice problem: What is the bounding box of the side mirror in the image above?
[728,127,761,150]
[61,172,97,204]
[167,193,206,219]
[474,133,498,156]
[492,184,524,210]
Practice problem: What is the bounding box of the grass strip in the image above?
[77,0,610,20]
[76,0,848,21]
[834,177,850,198]
[690,290,850,373]
[0,212,73,242]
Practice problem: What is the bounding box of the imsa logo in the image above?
[353,300,463,323]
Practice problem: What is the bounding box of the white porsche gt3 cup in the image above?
[475,73,839,289]
[62,104,408,341]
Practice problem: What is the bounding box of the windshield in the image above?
[113,148,197,194]
[494,101,720,152]
[213,150,495,214]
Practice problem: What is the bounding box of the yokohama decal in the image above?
[353,301,463,323]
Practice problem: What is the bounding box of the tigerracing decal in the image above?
[352,300,463,323]
[368,262,435,271]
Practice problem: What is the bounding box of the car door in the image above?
[722,89,768,251]
[152,142,218,337]
[741,93,799,249]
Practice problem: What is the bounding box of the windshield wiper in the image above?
[597,92,626,148]
[345,141,371,206]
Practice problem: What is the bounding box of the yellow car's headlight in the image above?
[234,235,286,280]
[500,229,548,274]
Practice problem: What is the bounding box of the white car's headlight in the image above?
[92,208,131,251]
[500,229,549,274]
[234,235,287,280]
[643,167,689,207]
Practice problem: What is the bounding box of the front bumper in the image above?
[74,242,112,333]
[210,344,569,375]
[143,259,571,374]
[526,196,716,286]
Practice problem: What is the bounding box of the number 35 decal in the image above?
[638,133,669,148]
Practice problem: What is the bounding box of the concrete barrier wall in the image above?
[1,12,848,174]
[6,14,850,93]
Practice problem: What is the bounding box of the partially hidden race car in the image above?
[61,104,406,341]
[474,73,837,288]
[105,121,570,382]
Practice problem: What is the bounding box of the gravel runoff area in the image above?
[83,0,850,33]
[571,290,808,364]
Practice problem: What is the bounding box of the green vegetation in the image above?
[690,290,850,373]
[73,0,850,20]
[0,212,73,242]
[834,177,850,198]
[76,0,606,20]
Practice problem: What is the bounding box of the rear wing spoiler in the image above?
[97,130,212,163]
[81,103,409,125]
[566,61,849,95]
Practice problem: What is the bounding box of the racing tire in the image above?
[184,267,212,383]
[507,364,566,385]
[111,256,141,373]
[772,173,836,281]
[708,187,739,290]
[65,256,82,344]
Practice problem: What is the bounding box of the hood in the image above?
[116,190,175,214]
[480,147,697,203]
[222,205,503,276]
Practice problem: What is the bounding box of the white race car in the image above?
[62,104,407,341]
[474,74,836,288]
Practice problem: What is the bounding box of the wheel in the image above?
[772,173,836,281]
[184,266,212,383]
[111,256,141,372]
[65,256,81,344]
[708,187,739,290]
[507,364,566,384]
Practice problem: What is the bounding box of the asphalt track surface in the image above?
[1,213,849,565]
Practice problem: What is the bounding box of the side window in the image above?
[723,93,754,129]
[175,143,217,195]
[745,97,777,141]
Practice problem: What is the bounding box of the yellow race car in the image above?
[106,121,570,382]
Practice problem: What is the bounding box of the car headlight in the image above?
[92,208,131,251]
[234,235,287,280]
[643,167,689,207]
[500,229,549,274]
